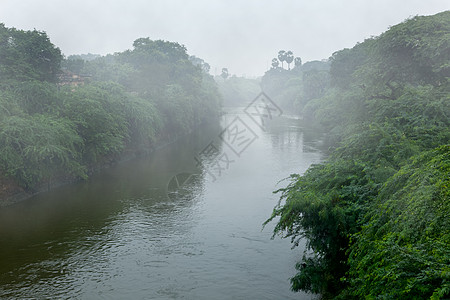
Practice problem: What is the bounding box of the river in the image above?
[0,107,323,299]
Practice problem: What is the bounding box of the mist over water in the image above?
[0,110,323,299]
[0,3,448,298]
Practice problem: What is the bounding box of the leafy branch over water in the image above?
[265,11,450,299]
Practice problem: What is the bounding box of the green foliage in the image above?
[371,12,450,86]
[81,54,138,87]
[189,55,211,74]
[156,84,195,137]
[0,23,62,83]
[0,89,22,121]
[328,40,374,89]
[0,115,85,190]
[116,38,201,96]
[62,57,85,75]
[59,83,130,164]
[266,11,450,299]
[122,93,162,151]
[0,24,221,192]
[367,84,450,149]
[82,37,221,136]
[265,159,378,296]
[14,80,60,114]
[261,60,330,113]
[347,146,450,299]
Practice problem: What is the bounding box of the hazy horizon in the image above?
[1,0,448,77]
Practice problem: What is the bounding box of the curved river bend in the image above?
[0,108,323,299]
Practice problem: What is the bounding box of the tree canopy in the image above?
[0,25,221,193]
[0,23,63,83]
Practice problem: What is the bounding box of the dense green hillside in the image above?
[265,11,449,299]
[0,24,221,195]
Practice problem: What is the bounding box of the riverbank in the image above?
[0,175,26,207]
[0,26,222,205]
[0,118,222,207]
[265,11,450,298]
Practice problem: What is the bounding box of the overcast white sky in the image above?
[1,0,448,76]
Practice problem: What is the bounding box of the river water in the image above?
[0,107,323,299]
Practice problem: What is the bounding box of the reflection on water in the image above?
[0,110,322,299]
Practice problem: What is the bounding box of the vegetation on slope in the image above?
[265,11,450,299]
[261,59,330,113]
[0,24,221,194]
[215,75,261,106]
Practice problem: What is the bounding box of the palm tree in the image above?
[278,50,286,69]
[285,51,294,70]
[221,68,229,80]
[271,58,280,69]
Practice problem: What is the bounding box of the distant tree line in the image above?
[271,50,302,70]
[261,52,329,113]
[215,75,261,106]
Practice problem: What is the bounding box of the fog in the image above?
[1,2,449,298]
[1,0,448,76]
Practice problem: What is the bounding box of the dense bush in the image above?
[0,23,221,192]
[266,11,450,299]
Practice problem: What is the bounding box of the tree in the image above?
[62,57,85,75]
[14,80,60,114]
[294,57,302,68]
[285,51,294,70]
[271,58,280,69]
[189,55,211,74]
[347,146,450,299]
[265,11,450,298]
[60,83,129,164]
[0,115,86,190]
[202,63,211,74]
[0,24,223,198]
[115,38,201,96]
[278,50,286,69]
[0,24,63,82]
[221,68,229,80]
